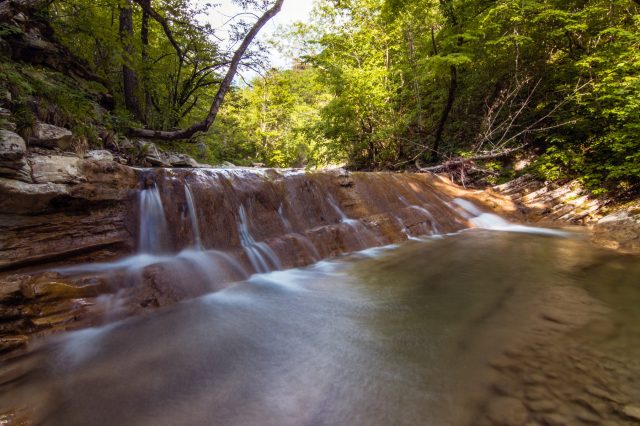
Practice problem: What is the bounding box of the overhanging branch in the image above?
[129,0,284,141]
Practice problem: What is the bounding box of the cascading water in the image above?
[238,205,282,273]
[326,195,380,249]
[4,168,639,426]
[184,184,203,250]
[138,184,170,254]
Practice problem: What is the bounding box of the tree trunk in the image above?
[140,0,151,124]
[432,65,457,163]
[119,0,142,121]
[129,0,284,141]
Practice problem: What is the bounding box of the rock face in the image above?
[0,155,138,270]
[0,160,509,352]
[493,174,640,253]
[0,130,31,182]
[29,122,73,151]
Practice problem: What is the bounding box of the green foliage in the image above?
[204,66,332,167]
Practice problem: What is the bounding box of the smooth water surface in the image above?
[1,231,640,425]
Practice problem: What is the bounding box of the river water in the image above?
[1,229,639,425]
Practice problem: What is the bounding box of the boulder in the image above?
[167,153,198,168]
[29,122,73,151]
[84,149,113,162]
[135,140,170,167]
[0,130,31,182]
[30,154,82,184]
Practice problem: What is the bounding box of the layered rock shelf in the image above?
[0,144,512,353]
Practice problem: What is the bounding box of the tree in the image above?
[128,0,284,140]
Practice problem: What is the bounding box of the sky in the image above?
[204,0,316,73]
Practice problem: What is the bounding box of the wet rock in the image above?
[0,275,23,301]
[0,130,31,182]
[30,154,82,184]
[486,397,529,426]
[20,273,103,300]
[29,122,73,151]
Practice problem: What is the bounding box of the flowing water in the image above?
[1,171,640,425]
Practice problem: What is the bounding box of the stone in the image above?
[29,122,73,150]
[0,130,27,161]
[526,400,557,413]
[0,275,23,301]
[620,405,640,421]
[0,130,31,182]
[486,397,529,426]
[492,376,521,397]
[167,153,198,168]
[525,386,547,401]
[136,141,169,167]
[0,107,10,118]
[574,408,601,423]
[84,150,113,162]
[0,176,70,214]
[541,413,568,426]
[585,385,621,403]
[30,154,82,184]
[20,273,103,300]
[523,374,546,386]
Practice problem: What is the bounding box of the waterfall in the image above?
[327,196,380,249]
[138,185,170,254]
[184,184,203,250]
[238,205,282,273]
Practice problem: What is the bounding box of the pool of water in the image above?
[1,230,639,425]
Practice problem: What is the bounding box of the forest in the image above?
[1,0,640,193]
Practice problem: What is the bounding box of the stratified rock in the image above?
[620,405,640,421]
[29,122,73,150]
[0,154,138,270]
[486,397,529,426]
[0,275,23,301]
[0,107,10,117]
[541,413,568,426]
[30,154,82,184]
[20,273,103,300]
[0,130,31,182]
[0,176,69,214]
